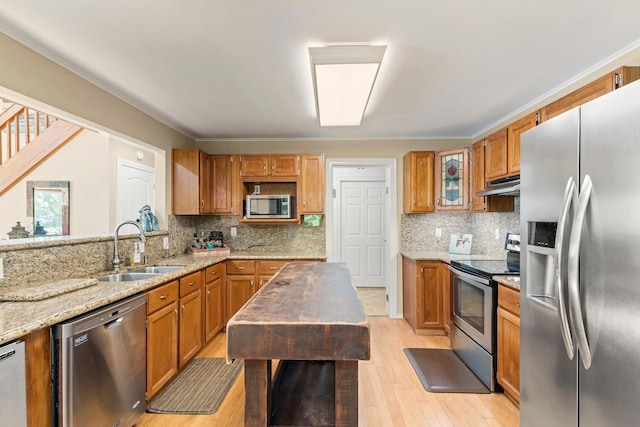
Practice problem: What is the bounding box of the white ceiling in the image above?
[1,1,640,141]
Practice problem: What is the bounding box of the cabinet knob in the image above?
[201,200,205,208]
[188,281,196,286]
[413,199,416,205]
[269,266,278,270]
[237,266,245,270]
[159,294,168,300]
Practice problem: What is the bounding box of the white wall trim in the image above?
[326,157,400,318]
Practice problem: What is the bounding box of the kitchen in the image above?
[1,3,640,426]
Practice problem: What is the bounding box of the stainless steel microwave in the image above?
[245,195,294,219]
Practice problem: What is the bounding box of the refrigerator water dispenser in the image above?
[526,221,560,309]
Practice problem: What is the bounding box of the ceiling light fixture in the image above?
[309,45,387,127]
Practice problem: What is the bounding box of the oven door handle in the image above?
[448,266,491,286]
[555,177,576,360]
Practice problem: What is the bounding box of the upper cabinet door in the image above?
[240,155,269,177]
[270,155,300,177]
[470,139,486,212]
[435,148,469,211]
[508,111,540,175]
[300,154,325,214]
[211,155,234,214]
[403,151,435,213]
[485,128,508,180]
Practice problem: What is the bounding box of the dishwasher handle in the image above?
[104,316,125,330]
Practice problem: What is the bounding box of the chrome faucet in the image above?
[113,220,147,272]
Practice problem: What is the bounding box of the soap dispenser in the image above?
[132,242,141,266]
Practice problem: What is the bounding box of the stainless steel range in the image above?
[449,235,520,391]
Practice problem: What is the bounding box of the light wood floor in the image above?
[136,317,519,427]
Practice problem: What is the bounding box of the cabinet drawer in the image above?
[179,271,203,297]
[227,260,256,275]
[258,260,288,276]
[147,280,179,314]
[205,263,225,283]
[498,284,520,316]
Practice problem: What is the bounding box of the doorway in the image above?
[116,159,155,233]
[326,158,399,318]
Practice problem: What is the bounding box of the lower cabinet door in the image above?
[179,289,203,368]
[204,278,224,343]
[147,301,178,399]
[497,306,521,404]
[227,275,255,319]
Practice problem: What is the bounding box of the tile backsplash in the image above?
[169,214,326,255]
[401,199,520,256]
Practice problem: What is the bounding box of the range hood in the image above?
[476,175,520,197]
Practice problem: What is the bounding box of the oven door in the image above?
[450,266,495,353]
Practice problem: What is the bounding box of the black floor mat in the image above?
[403,348,490,394]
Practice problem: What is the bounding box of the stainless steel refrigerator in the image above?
[520,79,640,426]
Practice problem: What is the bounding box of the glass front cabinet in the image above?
[435,148,470,211]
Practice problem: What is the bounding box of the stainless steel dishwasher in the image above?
[0,340,27,427]
[54,293,147,427]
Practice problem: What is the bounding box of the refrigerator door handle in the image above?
[556,177,576,360]
[568,174,593,370]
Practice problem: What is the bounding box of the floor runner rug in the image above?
[147,358,243,414]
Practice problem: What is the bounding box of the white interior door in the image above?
[117,160,155,233]
[340,180,386,287]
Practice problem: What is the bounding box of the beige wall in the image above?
[0,33,196,225]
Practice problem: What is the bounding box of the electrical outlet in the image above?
[495,229,500,240]
[231,227,237,238]
[163,236,169,250]
[0,258,4,279]
[254,184,260,195]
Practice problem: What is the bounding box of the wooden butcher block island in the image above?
[227,262,371,427]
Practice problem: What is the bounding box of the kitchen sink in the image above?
[97,272,160,282]
[128,266,184,274]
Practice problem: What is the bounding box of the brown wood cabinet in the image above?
[226,260,292,319]
[403,151,435,213]
[172,148,213,214]
[507,111,539,175]
[470,139,515,213]
[173,149,237,215]
[240,154,299,178]
[497,283,520,406]
[178,271,203,368]
[203,263,225,343]
[146,280,179,400]
[257,260,288,288]
[484,128,509,180]
[210,155,235,214]
[402,256,445,334]
[440,262,451,335]
[541,66,640,122]
[300,154,325,214]
[226,260,257,319]
[24,328,52,427]
[434,148,469,211]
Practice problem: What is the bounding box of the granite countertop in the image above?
[494,275,521,291]
[0,250,325,345]
[400,251,507,263]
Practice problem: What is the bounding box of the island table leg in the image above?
[335,360,358,427]
[244,359,272,427]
